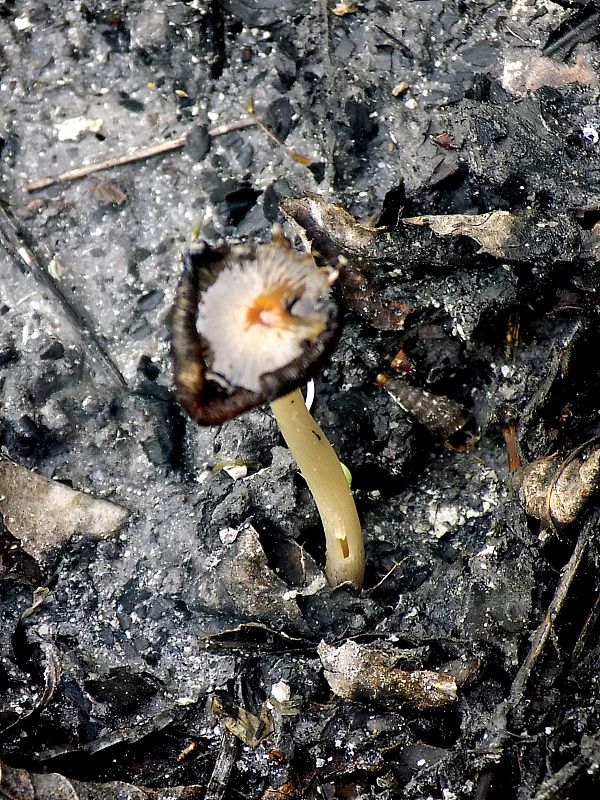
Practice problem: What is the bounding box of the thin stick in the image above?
[507,525,590,721]
[207,118,256,137]
[27,136,187,191]
[245,104,313,167]
[26,118,256,193]
[0,202,126,388]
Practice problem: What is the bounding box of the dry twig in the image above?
[26,118,256,192]
[0,203,126,387]
[506,526,590,722]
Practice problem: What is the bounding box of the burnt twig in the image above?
[571,590,600,666]
[507,524,590,726]
[533,733,600,800]
[475,523,592,796]
[204,731,239,800]
[0,202,126,387]
[543,9,600,56]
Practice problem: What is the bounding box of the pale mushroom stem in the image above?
[270,388,365,588]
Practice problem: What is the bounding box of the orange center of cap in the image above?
[245,287,294,330]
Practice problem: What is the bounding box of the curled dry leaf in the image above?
[516,438,600,528]
[318,640,457,711]
[0,760,202,799]
[192,523,312,633]
[404,209,597,263]
[0,636,61,736]
[281,193,393,262]
[89,175,127,205]
[0,456,129,561]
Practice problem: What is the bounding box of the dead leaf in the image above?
[196,523,312,633]
[403,211,515,259]
[0,456,129,560]
[516,437,600,528]
[89,176,127,205]
[318,640,457,710]
[211,695,274,747]
[282,193,599,269]
[0,760,202,799]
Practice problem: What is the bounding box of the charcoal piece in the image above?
[219,0,298,27]
[0,759,204,797]
[209,179,262,226]
[0,337,17,366]
[13,414,46,448]
[185,124,211,161]
[117,92,145,113]
[307,161,326,182]
[333,98,380,183]
[99,17,131,53]
[137,354,160,381]
[39,340,65,360]
[262,179,292,222]
[85,667,160,714]
[136,289,164,312]
[262,97,294,142]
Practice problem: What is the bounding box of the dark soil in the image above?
[1,2,600,798]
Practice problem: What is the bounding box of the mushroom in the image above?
[171,234,365,588]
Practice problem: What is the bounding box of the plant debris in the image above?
[3,1,600,797]
[516,437,600,528]
[0,456,129,560]
[376,373,476,446]
[0,760,202,799]
[211,695,274,748]
[318,640,457,710]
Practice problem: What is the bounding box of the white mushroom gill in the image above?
[196,245,330,392]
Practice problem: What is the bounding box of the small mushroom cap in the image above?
[172,239,338,425]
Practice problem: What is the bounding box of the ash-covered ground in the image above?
[1,1,600,798]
